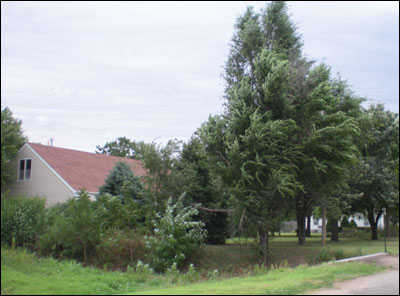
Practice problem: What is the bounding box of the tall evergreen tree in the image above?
[201,50,302,264]
[202,1,362,260]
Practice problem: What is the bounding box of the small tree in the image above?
[40,191,100,264]
[96,136,136,158]
[1,194,46,248]
[1,106,26,186]
[66,190,100,264]
[99,161,143,204]
[145,193,206,272]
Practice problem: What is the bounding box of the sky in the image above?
[2,1,399,153]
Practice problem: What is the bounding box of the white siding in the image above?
[2,144,76,207]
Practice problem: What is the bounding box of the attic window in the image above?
[18,159,31,181]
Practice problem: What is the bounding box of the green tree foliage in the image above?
[39,191,100,263]
[1,106,27,186]
[177,137,229,244]
[349,105,399,240]
[200,1,362,262]
[144,194,206,272]
[99,161,144,204]
[201,50,303,265]
[136,140,185,213]
[261,1,303,59]
[1,194,46,248]
[95,136,136,158]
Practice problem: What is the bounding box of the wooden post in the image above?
[321,206,327,247]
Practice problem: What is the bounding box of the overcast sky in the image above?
[2,1,399,152]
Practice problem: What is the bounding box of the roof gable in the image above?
[27,143,146,193]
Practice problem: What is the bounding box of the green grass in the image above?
[218,234,399,270]
[1,246,388,295]
[1,247,160,295]
[124,262,385,295]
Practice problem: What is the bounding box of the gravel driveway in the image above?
[305,254,399,295]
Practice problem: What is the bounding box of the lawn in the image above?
[190,234,399,274]
[125,262,385,295]
[1,246,387,295]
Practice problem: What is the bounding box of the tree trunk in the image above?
[306,215,311,237]
[128,229,134,266]
[367,211,382,241]
[296,213,306,245]
[321,207,327,247]
[258,224,270,266]
[371,223,378,240]
[83,241,87,264]
[331,218,339,242]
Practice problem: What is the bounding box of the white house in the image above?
[309,215,385,233]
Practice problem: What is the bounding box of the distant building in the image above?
[2,142,146,206]
[282,215,384,234]
[310,215,384,233]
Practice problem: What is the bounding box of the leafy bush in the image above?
[340,216,350,227]
[131,260,154,282]
[38,215,79,259]
[165,262,181,283]
[334,249,345,260]
[38,191,100,263]
[314,249,333,263]
[94,194,133,230]
[144,194,207,272]
[1,194,46,248]
[349,219,358,228]
[183,264,200,283]
[340,227,371,239]
[307,249,333,265]
[95,229,147,270]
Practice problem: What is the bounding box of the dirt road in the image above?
[306,254,399,295]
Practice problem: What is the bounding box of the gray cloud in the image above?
[2,1,398,152]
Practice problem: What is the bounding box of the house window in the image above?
[18,159,31,181]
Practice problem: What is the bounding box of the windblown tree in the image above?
[349,105,399,240]
[200,50,302,264]
[1,106,27,186]
[200,1,362,264]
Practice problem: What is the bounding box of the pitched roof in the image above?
[28,142,146,193]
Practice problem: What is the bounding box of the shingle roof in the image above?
[28,142,146,193]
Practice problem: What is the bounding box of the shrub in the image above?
[94,194,132,230]
[314,249,333,263]
[38,191,100,263]
[132,260,154,282]
[165,262,181,283]
[340,227,371,239]
[340,216,350,228]
[349,219,358,228]
[307,249,333,265]
[38,215,78,259]
[144,193,207,272]
[95,229,147,269]
[183,264,200,283]
[1,194,46,248]
[334,249,345,260]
